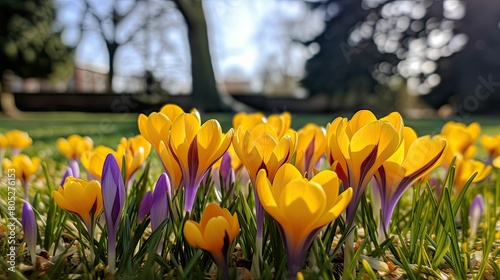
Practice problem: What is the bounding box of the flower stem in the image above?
[343,228,355,279]
[251,236,263,279]
[108,237,117,274]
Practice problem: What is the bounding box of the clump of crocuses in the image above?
[183,203,240,280]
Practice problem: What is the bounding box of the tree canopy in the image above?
[301,0,500,113]
[0,0,73,83]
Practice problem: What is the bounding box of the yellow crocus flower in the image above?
[454,158,491,192]
[3,154,41,200]
[5,129,32,155]
[480,134,500,162]
[233,123,297,184]
[374,130,446,232]
[52,176,103,232]
[57,134,94,161]
[295,123,326,178]
[169,114,233,211]
[183,203,240,273]
[81,136,150,186]
[138,103,200,152]
[138,112,173,152]
[326,110,402,221]
[256,164,352,275]
[439,121,480,166]
[138,104,199,189]
[232,111,292,139]
[3,154,40,184]
[232,112,265,131]
[81,146,115,180]
[117,135,151,185]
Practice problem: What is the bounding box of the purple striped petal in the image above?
[137,191,153,223]
[219,152,235,193]
[469,194,485,227]
[101,154,125,271]
[150,173,171,231]
[303,136,316,174]
[59,167,73,188]
[22,202,38,265]
[101,154,125,237]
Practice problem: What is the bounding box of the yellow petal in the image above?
[159,104,185,120]
[158,141,183,190]
[494,156,500,169]
[315,187,353,227]
[203,216,231,263]
[278,180,325,243]
[310,170,340,208]
[256,169,287,224]
[200,203,227,232]
[403,127,418,153]
[183,220,207,249]
[349,121,400,188]
[346,110,377,137]
[402,136,446,178]
[52,189,72,211]
[272,163,303,189]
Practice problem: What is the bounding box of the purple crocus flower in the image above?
[469,194,485,248]
[101,154,125,273]
[150,173,171,232]
[22,202,38,266]
[212,152,235,198]
[137,191,153,223]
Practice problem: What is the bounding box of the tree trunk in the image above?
[174,0,252,112]
[107,43,118,93]
[0,74,22,118]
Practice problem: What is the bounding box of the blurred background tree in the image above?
[0,0,73,80]
[63,0,244,111]
[301,0,500,114]
[0,0,73,114]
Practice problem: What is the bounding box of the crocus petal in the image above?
[69,159,80,179]
[137,191,153,223]
[60,167,74,188]
[469,194,485,248]
[184,220,208,249]
[52,177,103,233]
[101,154,125,235]
[150,173,171,231]
[494,156,500,169]
[469,194,484,223]
[22,202,38,265]
[183,203,240,270]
